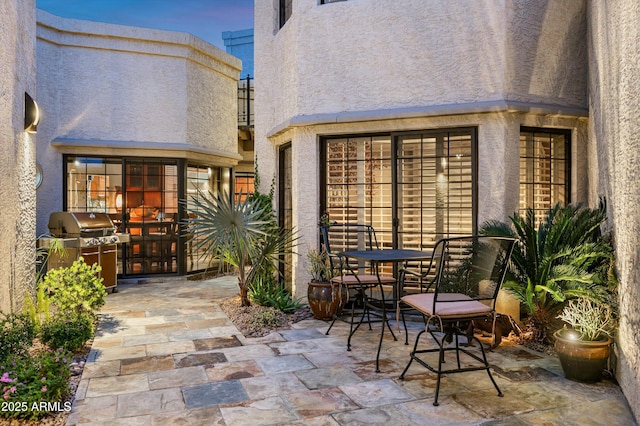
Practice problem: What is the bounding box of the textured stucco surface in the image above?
[589,1,640,419]
[257,0,587,134]
[35,10,241,234]
[0,0,37,313]
[255,0,589,299]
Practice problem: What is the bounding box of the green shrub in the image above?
[0,313,36,363]
[0,348,71,420]
[40,257,107,315]
[23,285,52,331]
[40,313,94,353]
[249,273,303,314]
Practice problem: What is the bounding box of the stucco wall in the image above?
[35,10,241,234]
[257,0,587,131]
[0,0,37,312]
[589,1,640,419]
[506,0,587,107]
[255,0,589,298]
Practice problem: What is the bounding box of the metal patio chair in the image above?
[398,235,516,406]
[319,223,398,350]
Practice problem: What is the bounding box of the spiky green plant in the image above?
[184,190,298,307]
[480,201,615,343]
[557,298,615,341]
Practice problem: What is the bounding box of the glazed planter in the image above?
[554,328,612,382]
[307,281,348,320]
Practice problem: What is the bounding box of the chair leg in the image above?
[434,337,446,406]
[325,315,338,335]
[454,332,462,370]
[399,329,425,379]
[401,321,504,406]
[375,306,398,373]
[474,332,503,398]
[401,310,409,345]
[325,287,356,336]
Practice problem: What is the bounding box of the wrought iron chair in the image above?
[398,235,516,406]
[319,223,398,352]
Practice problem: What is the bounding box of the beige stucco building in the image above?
[34,11,242,277]
[255,0,639,417]
[255,0,589,295]
[589,0,640,415]
[0,0,38,313]
[1,0,639,418]
[0,1,243,310]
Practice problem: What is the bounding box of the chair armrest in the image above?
[399,268,437,295]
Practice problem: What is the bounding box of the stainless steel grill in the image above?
[46,212,129,246]
[40,212,130,292]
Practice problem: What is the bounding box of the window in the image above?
[396,130,475,248]
[321,129,476,254]
[279,0,292,28]
[234,173,255,202]
[65,157,122,214]
[186,165,231,273]
[64,156,179,275]
[519,128,570,221]
[279,144,293,290]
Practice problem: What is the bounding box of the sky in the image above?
[35,0,254,50]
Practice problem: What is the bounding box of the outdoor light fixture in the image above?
[24,92,40,133]
[115,187,123,212]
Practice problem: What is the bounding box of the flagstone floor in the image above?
[66,276,636,425]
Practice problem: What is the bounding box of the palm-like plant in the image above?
[480,201,615,343]
[184,190,297,307]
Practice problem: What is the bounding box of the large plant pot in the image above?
[554,328,612,382]
[307,281,348,320]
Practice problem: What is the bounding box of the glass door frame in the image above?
[319,128,478,252]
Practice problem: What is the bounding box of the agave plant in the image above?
[184,190,298,307]
[480,201,616,343]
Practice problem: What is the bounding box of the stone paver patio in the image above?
[67,276,636,425]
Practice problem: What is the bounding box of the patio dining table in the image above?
[338,248,433,372]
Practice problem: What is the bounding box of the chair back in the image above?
[429,235,516,310]
[319,223,380,274]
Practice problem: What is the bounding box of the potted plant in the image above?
[306,246,347,320]
[554,297,617,382]
[480,201,615,343]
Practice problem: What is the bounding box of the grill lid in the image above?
[48,212,116,237]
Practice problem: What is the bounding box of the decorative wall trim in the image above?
[267,100,589,138]
[51,138,243,166]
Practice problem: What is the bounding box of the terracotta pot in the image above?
[307,281,348,321]
[554,328,612,382]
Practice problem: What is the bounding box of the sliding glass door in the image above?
[396,130,475,250]
[322,129,476,253]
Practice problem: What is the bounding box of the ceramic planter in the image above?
[554,328,612,382]
[307,281,348,320]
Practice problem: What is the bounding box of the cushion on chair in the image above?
[331,274,396,285]
[401,292,493,318]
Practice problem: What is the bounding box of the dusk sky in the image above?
[35,0,254,50]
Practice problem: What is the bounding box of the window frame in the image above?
[319,128,478,253]
[279,0,292,29]
[519,127,571,219]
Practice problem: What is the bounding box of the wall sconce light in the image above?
[115,186,123,212]
[24,92,40,133]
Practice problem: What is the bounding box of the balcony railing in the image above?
[238,75,254,128]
